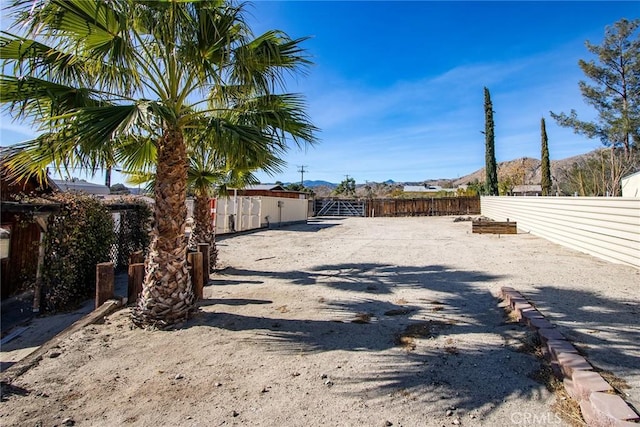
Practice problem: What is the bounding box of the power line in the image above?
[297,165,308,185]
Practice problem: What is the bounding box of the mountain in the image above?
[452,152,595,188]
[271,151,600,191]
[302,180,337,188]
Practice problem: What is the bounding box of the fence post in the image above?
[129,250,144,265]
[96,262,115,309]
[197,243,210,285]
[188,251,204,300]
[128,263,145,304]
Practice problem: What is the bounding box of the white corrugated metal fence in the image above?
[481,196,640,268]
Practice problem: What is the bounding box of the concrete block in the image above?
[504,292,523,306]
[500,286,518,299]
[514,305,537,321]
[564,371,610,401]
[509,298,529,310]
[580,395,597,424]
[557,352,592,378]
[581,392,640,425]
[611,420,640,427]
[547,339,578,360]
[537,327,564,343]
[528,316,553,330]
[508,294,526,304]
[521,308,544,323]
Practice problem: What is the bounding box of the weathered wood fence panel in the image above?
[472,220,517,234]
[0,216,40,298]
[367,197,480,217]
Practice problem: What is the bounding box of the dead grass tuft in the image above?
[394,321,451,351]
[352,312,372,324]
[551,390,586,427]
[516,331,542,355]
[505,307,520,323]
[527,362,584,426]
[597,369,631,393]
[394,335,416,351]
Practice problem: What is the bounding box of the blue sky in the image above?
[1,1,638,185]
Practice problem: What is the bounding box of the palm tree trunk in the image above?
[188,193,219,271]
[133,127,194,328]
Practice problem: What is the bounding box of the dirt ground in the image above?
[1,216,638,427]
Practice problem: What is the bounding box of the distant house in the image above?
[52,179,110,196]
[511,185,542,196]
[621,171,640,197]
[232,184,310,200]
[403,184,457,195]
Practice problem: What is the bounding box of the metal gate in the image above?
[314,199,366,217]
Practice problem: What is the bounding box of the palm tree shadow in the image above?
[525,286,640,393]
[189,262,554,416]
[198,298,272,307]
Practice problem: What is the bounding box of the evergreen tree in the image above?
[550,18,640,196]
[540,118,552,196]
[334,176,356,197]
[483,87,499,196]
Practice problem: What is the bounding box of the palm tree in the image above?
[187,89,317,272]
[1,0,314,328]
[186,145,271,272]
[123,89,316,276]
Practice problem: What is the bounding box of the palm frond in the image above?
[0,75,104,121]
[231,30,311,92]
[0,32,89,85]
[115,135,157,175]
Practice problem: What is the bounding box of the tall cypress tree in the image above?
[540,117,552,196]
[484,87,499,196]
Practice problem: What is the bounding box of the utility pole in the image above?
[297,165,308,186]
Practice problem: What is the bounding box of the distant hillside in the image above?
[271,151,601,196]
[303,180,336,188]
[452,152,596,188]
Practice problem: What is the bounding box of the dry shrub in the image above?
[394,320,451,351]
[352,312,372,324]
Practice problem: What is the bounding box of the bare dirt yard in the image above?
[1,216,638,426]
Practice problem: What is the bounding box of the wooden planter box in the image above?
[472,220,517,234]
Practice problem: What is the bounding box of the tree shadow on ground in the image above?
[266,219,342,233]
[191,262,553,418]
[524,285,640,406]
[0,273,129,356]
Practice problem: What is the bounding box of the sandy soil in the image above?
[1,216,638,427]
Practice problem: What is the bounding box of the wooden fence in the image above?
[367,197,480,217]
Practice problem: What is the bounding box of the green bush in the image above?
[41,193,115,312]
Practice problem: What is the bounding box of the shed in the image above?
[232,184,310,200]
[621,171,640,198]
[52,178,110,195]
[1,166,58,298]
[403,185,457,196]
[511,185,542,196]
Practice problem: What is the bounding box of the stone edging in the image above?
[499,286,639,426]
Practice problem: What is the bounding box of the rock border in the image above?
[499,286,640,427]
